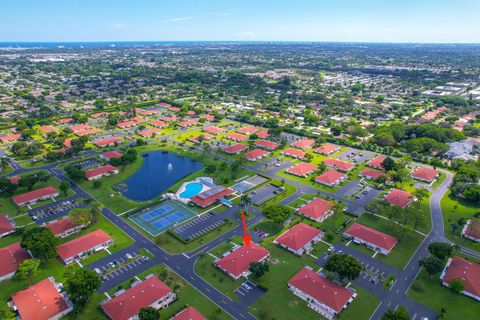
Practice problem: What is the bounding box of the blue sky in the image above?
[1,0,479,43]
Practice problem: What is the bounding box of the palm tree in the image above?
[240,194,252,215]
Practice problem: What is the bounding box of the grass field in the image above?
[441,190,480,251]
[357,214,425,269]
[407,270,480,320]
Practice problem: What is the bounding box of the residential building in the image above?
[245,149,269,161]
[313,143,340,155]
[281,148,307,159]
[56,229,113,265]
[367,156,386,170]
[45,217,85,238]
[286,162,317,177]
[343,223,398,255]
[0,243,30,282]
[273,223,323,255]
[296,198,333,222]
[214,243,270,280]
[12,186,59,207]
[461,219,480,242]
[315,170,347,187]
[85,164,119,180]
[323,158,355,172]
[440,256,480,301]
[170,307,206,320]
[9,277,73,320]
[411,166,439,183]
[101,275,176,320]
[288,267,356,319]
[385,188,414,208]
[0,214,15,237]
[223,143,248,154]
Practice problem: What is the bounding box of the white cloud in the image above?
[162,16,194,23]
[214,12,234,17]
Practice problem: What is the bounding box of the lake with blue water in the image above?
[118,151,203,201]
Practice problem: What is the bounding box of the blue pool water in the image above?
[179,182,203,199]
[119,151,204,201]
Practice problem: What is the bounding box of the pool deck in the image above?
[175,177,213,202]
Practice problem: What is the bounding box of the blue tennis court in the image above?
[141,205,174,221]
[129,200,196,236]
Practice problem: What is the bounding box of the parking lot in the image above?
[30,196,87,223]
[337,180,364,198]
[337,148,375,164]
[173,211,226,241]
[77,159,100,169]
[235,280,267,305]
[249,184,283,205]
[352,186,382,206]
[94,251,151,282]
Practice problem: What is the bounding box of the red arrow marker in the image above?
[241,211,251,247]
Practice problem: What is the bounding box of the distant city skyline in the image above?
[1,0,479,43]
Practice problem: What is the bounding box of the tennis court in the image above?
[129,200,196,236]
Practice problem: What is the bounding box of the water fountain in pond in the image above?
[167,162,173,172]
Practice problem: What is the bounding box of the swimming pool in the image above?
[179,182,204,199]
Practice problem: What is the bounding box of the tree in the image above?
[138,307,160,320]
[64,164,84,181]
[239,194,251,214]
[381,307,411,320]
[262,204,294,224]
[449,278,465,294]
[324,254,364,281]
[64,267,101,312]
[21,228,57,261]
[419,256,444,276]
[382,157,397,172]
[15,259,40,284]
[59,180,70,196]
[69,208,91,226]
[249,261,270,279]
[93,180,102,189]
[428,242,453,260]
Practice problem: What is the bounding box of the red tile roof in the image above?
[281,148,307,159]
[215,243,269,278]
[323,158,355,171]
[463,219,480,240]
[54,117,74,124]
[11,278,70,320]
[245,149,269,160]
[101,275,172,320]
[56,229,112,262]
[102,151,123,159]
[138,128,162,137]
[90,112,109,118]
[411,166,438,182]
[76,128,101,136]
[256,129,270,138]
[345,223,398,252]
[297,198,332,221]
[64,138,73,148]
[46,217,78,235]
[171,306,206,320]
[151,120,167,127]
[189,133,214,143]
[0,242,30,278]
[313,143,339,154]
[254,139,279,150]
[161,116,177,122]
[288,267,354,313]
[38,125,56,133]
[178,119,198,127]
[359,169,386,180]
[0,133,21,142]
[367,156,386,169]
[385,189,413,208]
[12,186,58,206]
[315,170,346,185]
[0,214,15,235]
[8,176,20,184]
[287,162,317,176]
[139,109,160,115]
[204,126,224,135]
[291,139,315,149]
[158,102,171,108]
[69,124,92,133]
[94,137,122,147]
[190,187,234,208]
[223,143,248,154]
[274,223,322,251]
[237,126,260,134]
[226,133,248,142]
[85,164,118,180]
[200,114,215,121]
[117,121,137,128]
[442,256,480,297]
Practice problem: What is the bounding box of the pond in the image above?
[118,151,204,201]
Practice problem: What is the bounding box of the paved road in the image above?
[369,169,454,320]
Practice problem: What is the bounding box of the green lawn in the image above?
[407,270,480,320]
[441,190,480,251]
[357,214,425,269]
[0,170,75,217]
